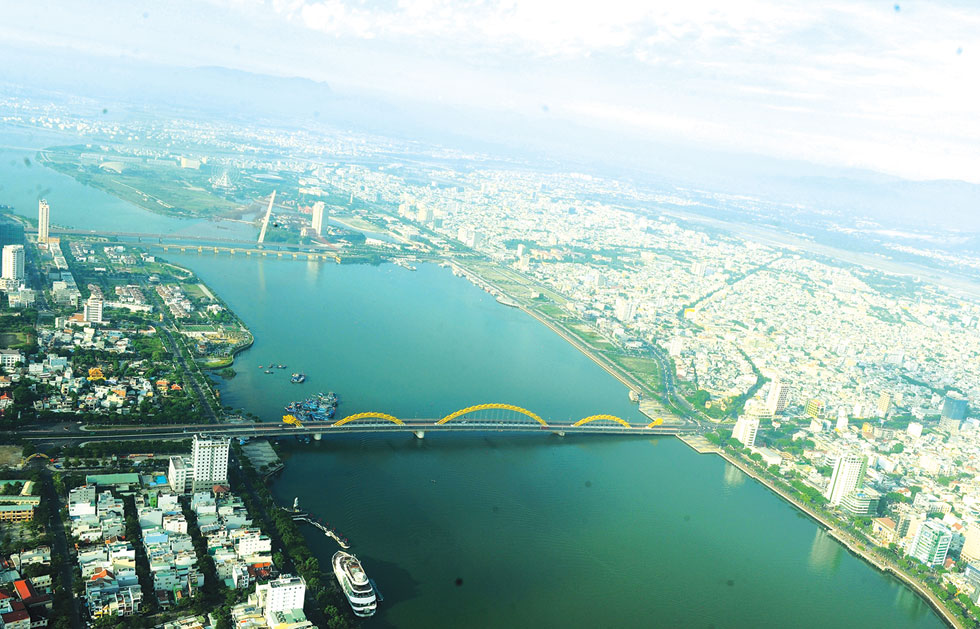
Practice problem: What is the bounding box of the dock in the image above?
[291,514,351,549]
[283,499,350,549]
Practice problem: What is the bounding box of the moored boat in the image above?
[333,551,377,617]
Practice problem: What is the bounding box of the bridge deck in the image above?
[27,420,697,444]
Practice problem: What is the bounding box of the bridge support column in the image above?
[414,431,425,439]
[313,433,322,441]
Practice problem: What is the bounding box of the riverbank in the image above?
[449,259,682,426]
[683,438,964,629]
[454,253,962,626]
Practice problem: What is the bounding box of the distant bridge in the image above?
[39,228,341,261]
[24,403,696,445]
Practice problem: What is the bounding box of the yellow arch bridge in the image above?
[274,403,686,436]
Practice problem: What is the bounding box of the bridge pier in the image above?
[414,431,425,439]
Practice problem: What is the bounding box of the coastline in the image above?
[692,440,963,629]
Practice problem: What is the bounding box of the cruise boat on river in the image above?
[332,551,377,617]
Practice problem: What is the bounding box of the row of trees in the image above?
[231,445,354,629]
[717,427,980,627]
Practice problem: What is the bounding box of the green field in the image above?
[42,147,241,218]
[0,332,29,348]
[605,354,663,390]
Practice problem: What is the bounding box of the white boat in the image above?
[333,551,377,617]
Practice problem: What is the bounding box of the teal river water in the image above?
[0,126,945,627]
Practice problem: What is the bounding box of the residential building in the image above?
[876,392,891,418]
[961,522,980,563]
[826,454,867,506]
[168,457,191,494]
[940,393,968,421]
[255,575,306,625]
[908,520,953,567]
[311,201,325,236]
[37,200,49,245]
[191,434,230,489]
[872,517,898,545]
[83,296,104,324]
[0,350,23,370]
[732,416,759,448]
[1,245,25,282]
[840,489,880,516]
[168,435,230,494]
[766,379,791,414]
[804,398,824,419]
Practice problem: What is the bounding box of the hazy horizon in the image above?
[2,0,979,186]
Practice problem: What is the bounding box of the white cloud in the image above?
[9,0,980,181]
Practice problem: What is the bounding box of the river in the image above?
[0,126,946,627]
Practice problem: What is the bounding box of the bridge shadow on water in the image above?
[272,431,670,455]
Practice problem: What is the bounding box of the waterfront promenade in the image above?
[678,437,964,629]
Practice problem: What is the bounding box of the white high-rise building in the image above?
[1,244,25,281]
[38,200,50,245]
[614,297,636,323]
[908,520,952,566]
[826,454,867,506]
[732,416,759,448]
[191,434,230,490]
[83,296,104,323]
[167,434,230,493]
[766,379,791,414]
[256,575,306,623]
[168,456,191,493]
[310,201,325,236]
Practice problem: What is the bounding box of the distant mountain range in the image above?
[2,43,979,236]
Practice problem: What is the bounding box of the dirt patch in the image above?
[0,446,23,468]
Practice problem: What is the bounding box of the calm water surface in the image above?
[0,126,945,627]
[171,254,944,629]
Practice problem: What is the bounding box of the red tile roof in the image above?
[12,580,33,601]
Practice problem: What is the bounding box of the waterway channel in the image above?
[0,125,947,628]
[173,254,945,629]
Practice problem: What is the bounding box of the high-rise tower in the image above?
[37,199,50,245]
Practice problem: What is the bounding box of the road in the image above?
[38,471,82,629]
[20,419,697,447]
[142,280,219,424]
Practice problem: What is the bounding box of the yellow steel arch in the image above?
[332,412,404,427]
[437,403,548,426]
[572,414,632,428]
[647,418,664,428]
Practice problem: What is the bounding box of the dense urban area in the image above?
[1,94,980,628]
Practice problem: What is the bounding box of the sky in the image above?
[3,0,980,183]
